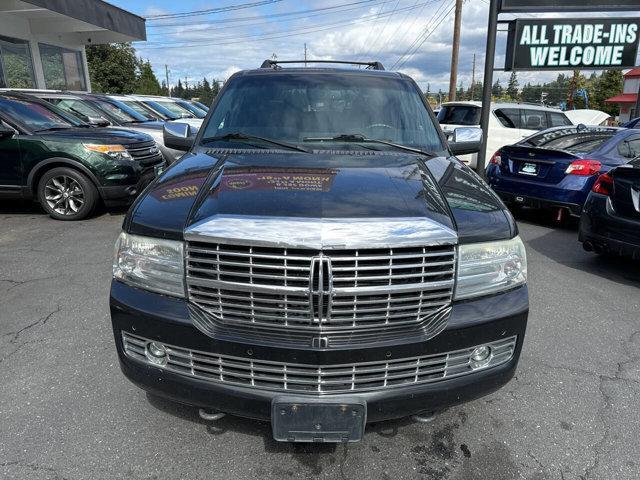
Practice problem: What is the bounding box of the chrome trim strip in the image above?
[122,331,517,395]
[184,215,458,249]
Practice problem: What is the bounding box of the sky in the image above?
[107,0,640,93]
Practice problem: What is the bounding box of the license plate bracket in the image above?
[519,162,539,175]
[271,396,366,443]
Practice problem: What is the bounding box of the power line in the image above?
[390,0,452,69]
[146,0,384,29]
[146,0,400,36]
[358,0,400,61]
[138,2,432,49]
[146,0,283,20]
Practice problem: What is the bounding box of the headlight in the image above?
[83,143,132,161]
[455,236,527,300]
[113,232,185,297]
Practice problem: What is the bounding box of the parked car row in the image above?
[485,125,640,259]
[0,90,209,220]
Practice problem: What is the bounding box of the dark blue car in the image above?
[486,126,640,218]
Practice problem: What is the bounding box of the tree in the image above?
[506,71,519,101]
[592,70,624,116]
[136,60,162,95]
[200,78,214,106]
[173,79,184,98]
[491,80,503,98]
[86,43,138,93]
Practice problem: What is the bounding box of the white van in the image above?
[437,101,572,168]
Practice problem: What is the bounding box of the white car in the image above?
[437,101,572,168]
[109,94,203,131]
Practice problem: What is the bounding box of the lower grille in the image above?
[122,332,517,395]
[126,141,163,165]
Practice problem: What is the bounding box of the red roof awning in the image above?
[624,67,640,78]
[605,93,638,104]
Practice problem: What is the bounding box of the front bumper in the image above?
[579,193,640,258]
[99,167,159,207]
[110,281,528,423]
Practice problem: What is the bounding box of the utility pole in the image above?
[470,53,476,101]
[165,64,170,97]
[304,43,307,67]
[448,0,463,101]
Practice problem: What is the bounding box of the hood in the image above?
[565,109,611,126]
[39,127,153,145]
[127,151,513,243]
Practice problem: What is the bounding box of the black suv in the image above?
[110,61,529,442]
[0,92,164,220]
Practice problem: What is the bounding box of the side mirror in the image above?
[163,122,195,151]
[0,124,15,140]
[449,127,483,156]
[89,117,111,127]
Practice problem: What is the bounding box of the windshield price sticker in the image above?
[506,18,640,71]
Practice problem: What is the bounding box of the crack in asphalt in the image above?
[0,460,70,480]
[2,305,62,344]
[0,275,58,292]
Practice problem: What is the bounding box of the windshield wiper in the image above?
[303,134,436,157]
[201,133,310,153]
[35,126,73,133]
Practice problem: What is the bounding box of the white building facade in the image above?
[0,0,145,92]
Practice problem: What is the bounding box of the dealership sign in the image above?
[505,18,640,71]
[500,0,640,12]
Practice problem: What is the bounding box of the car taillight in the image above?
[592,172,614,196]
[489,150,502,165]
[565,159,601,176]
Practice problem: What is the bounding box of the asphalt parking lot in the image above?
[1,202,639,480]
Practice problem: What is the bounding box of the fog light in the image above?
[146,341,167,366]
[470,345,492,369]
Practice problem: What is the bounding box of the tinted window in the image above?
[0,97,74,131]
[549,112,572,127]
[154,100,194,117]
[202,73,444,153]
[437,105,481,125]
[52,99,105,122]
[618,136,640,159]
[39,44,86,90]
[94,99,145,123]
[521,109,549,131]
[175,99,207,118]
[525,128,616,153]
[494,108,520,128]
[142,100,181,120]
[0,35,35,88]
[120,100,158,120]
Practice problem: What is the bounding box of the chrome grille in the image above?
[186,242,456,346]
[126,141,163,164]
[122,332,517,394]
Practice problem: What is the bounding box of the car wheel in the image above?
[37,167,98,221]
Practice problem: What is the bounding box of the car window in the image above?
[93,99,143,123]
[201,73,445,153]
[143,100,181,120]
[548,112,572,127]
[525,128,616,153]
[154,100,193,117]
[436,105,481,125]
[521,109,549,131]
[0,97,74,131]
[55,99,105,121]
[175,99,207,118]
[494,108,520,129]
[119,100,158,120]
[618,136,640,159]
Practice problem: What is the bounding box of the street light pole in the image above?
[476,0,499,177]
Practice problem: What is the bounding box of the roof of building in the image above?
[605,93,638,104]
[14,0,145,43]
[624,67,640,78]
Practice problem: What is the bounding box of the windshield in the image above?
[94,99,147,123]
[0,97,76,131]
[142,100,181,120]
[437,105,481,126]
[120,100,159,120]
[175,99,207,118]
[200,73,444,153]
[51,99,107,123]
[152,99,194,118]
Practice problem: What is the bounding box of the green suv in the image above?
[0,92,164,220]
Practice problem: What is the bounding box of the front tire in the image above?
[37,167,98,221]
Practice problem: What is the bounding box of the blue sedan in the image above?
[486,126,640,218]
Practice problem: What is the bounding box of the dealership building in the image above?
[606,68,640,123]
[0,0,145,92]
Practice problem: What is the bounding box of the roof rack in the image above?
[260,59,385,71]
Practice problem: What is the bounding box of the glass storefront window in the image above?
[39,44,86,91]
[0,35,36,88]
